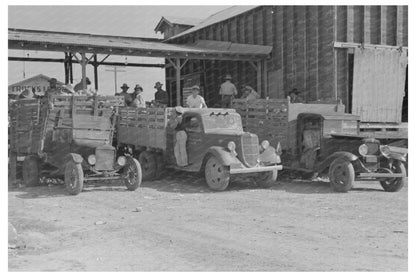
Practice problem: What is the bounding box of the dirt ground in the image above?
[8,171,408,271]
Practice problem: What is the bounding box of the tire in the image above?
[22,155,40,186]
[154,153,165,180]
[64,161,84,195]
[138,151,156,181]
[255,169,278,187]
[329,159,354,192]
[204,155,230,191]
[124,157,142,191]
[380,161,407,192]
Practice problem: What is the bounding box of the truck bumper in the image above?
[357,172,406,178]
[230,164,282,174]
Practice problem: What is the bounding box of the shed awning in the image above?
[9,28,272,61]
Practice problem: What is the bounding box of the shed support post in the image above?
[64,52,69,84]
[93,54,98,91]
[262,60,268,98]
[176,58,181,106]
[256,60,262,96]
[81,52,87,91]
[69,52,73,84]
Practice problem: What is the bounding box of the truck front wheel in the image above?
[379,161,406,192]
[64,161,84,195]
[204,156,230,191]
[124,157,142,191]
[22,155,40,186]
[329,159,354,192]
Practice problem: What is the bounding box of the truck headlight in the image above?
[380,145,391,156]
[227,141,236,151]
[117,156,127,166]
[358,144,368,156]
[87,154,96,165]
[261,140,270,150]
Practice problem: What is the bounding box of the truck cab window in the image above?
[184,116,201,133]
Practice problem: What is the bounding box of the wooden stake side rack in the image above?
[117,107,175,150]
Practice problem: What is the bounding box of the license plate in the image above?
[366,156,378,163]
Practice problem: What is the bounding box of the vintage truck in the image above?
[282,113,407,192]
[231,98,407,192]
[9,95,142,195]
[117,107,282,190]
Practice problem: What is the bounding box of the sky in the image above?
[8,5,229,100]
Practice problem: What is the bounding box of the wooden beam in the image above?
[363,6,371,44]
[380,6,388,45]
[396,6,404,46]
[256,60,262,95]
[81,52,87,91]
[93,54,98,90]
[346,6,354,42]
[334,41,408,50]
[175,58,181,106]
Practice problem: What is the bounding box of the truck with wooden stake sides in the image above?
[9,95,142,195]
[117,107,282,191]
[231,98,407,193]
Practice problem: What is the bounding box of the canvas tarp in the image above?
[352,48,407,123]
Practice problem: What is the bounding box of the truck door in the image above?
[182,115,204,166]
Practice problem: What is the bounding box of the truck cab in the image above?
[166,109,282,190]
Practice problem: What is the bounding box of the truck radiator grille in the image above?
[95,148,115,171]
[241,133,259,167]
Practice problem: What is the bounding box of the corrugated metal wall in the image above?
[166,5,408,108]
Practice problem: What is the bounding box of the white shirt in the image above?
[186,95,207,108]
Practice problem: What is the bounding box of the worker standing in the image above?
[168,106,188,167]
[130,84,146,108]
[219,74,237,108]
[117,83,132,106]
[154,82,168,107]
[186,85,207,108]
[45,78,61,97]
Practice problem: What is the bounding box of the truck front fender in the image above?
[65,153,84,164]
[204,146,241,167]
[314,151,360,173]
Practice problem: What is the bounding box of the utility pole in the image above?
[105,65,126,94]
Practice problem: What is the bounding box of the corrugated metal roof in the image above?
[166,6,258,41]
[9,28,271,60]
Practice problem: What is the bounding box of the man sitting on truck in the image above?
[168,106,188,167]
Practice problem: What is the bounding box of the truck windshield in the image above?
[202,113,243,133]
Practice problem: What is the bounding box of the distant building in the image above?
[8,74,63,97]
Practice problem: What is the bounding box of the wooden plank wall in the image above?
[166,5,408,108]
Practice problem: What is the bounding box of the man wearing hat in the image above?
[219,74,237,108]
[45,78,61,97]
[186,85,207,108]
[117,83,132,106]
[130,84,146,108]
[154,82,168,107]
[288,88,304,103]
[168,106,188,167]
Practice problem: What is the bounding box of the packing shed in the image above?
[162,5,408,123]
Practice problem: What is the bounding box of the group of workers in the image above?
[116,81,168,108]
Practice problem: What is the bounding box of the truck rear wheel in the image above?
[138,151,156,181]
[204,156,230,191]
[379,161,406,192]
[22,155,40,186]
[124,157,142,191]
[154,153,165,180]
[329,159,354,192]
[64,161,84,195]
[255,169,278,187]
